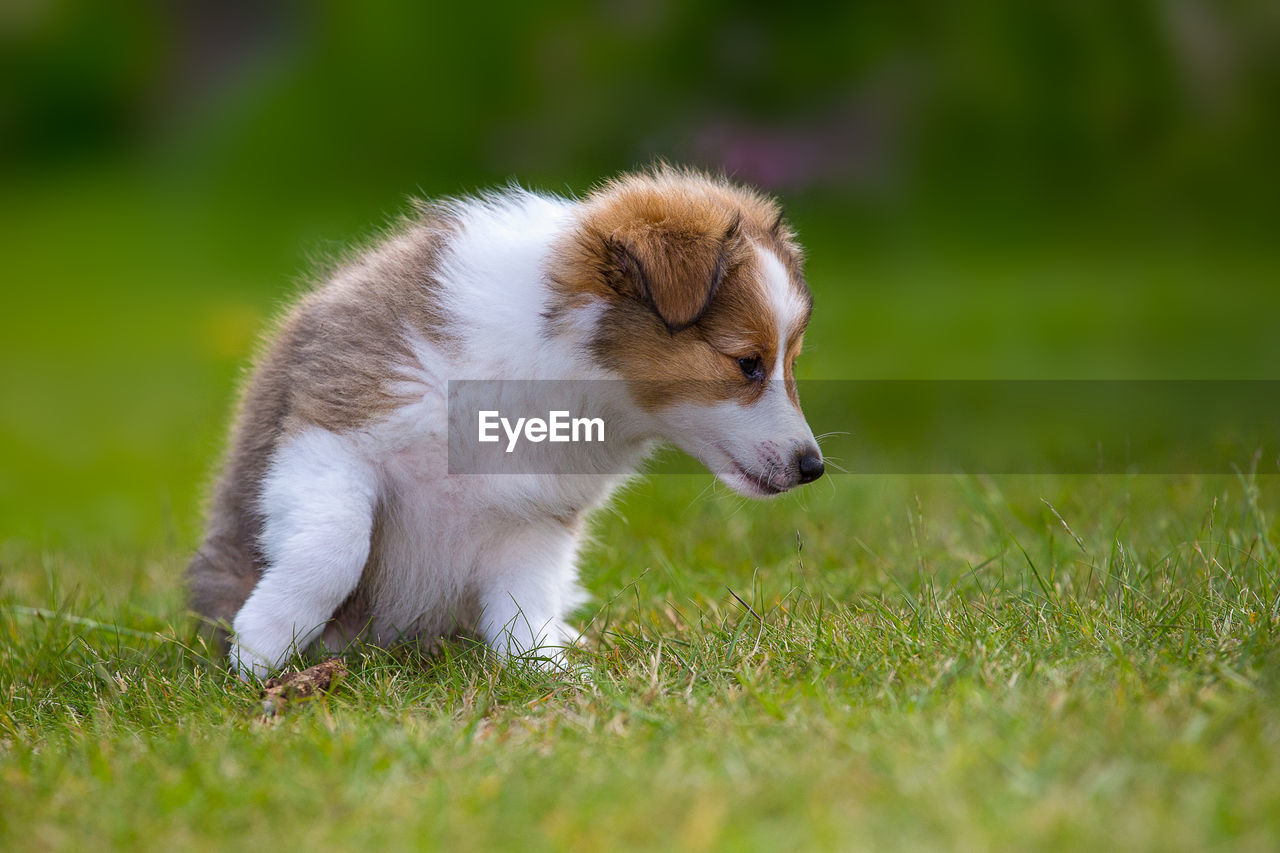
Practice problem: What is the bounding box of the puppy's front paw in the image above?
[229,640,275,682]
[229,610,296,682]
[230,596,317,681]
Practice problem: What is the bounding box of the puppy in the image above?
[188,166,823,678]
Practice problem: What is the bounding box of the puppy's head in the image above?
[559,168,822,497]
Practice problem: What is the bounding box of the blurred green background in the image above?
[2,0,1278,550]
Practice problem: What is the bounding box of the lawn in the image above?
[2,172,1278,850]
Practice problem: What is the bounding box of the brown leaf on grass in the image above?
[259,658,347,717]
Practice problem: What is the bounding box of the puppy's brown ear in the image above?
[605,217,741,333]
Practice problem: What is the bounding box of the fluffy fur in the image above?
[188,167,823,678]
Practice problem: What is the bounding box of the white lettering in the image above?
[549,410,570,442]
[479,410,606,452]
[573,416,604,443]
[478,411,500,443]
[502,417,526,453]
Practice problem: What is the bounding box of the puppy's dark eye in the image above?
[737,355,765,382]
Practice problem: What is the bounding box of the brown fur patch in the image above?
[187,211,453,634]
[551,166,811,410]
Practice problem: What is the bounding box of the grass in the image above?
[4,473,1278,850]
[3,171,1280,850]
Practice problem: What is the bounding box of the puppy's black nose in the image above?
[796,451,825,484]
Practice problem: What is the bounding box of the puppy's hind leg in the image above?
[230,428,378,680]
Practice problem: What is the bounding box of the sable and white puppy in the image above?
[189,167,823,678]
